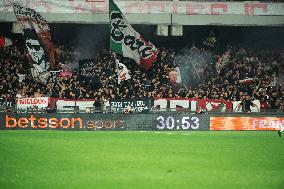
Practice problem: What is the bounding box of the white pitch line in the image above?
[139,131,192,136]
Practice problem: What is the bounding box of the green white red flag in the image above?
[109,0,159,70]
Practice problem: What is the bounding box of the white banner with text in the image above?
[1,1,283,16]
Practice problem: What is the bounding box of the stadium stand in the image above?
[1,37,284,111]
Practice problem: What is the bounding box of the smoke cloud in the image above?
[174,47,214,88]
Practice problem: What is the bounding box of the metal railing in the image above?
[1,106,283,115]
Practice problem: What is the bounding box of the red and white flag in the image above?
[239,77,253,84]
[0,36,12,48]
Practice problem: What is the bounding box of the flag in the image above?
[169,67,182,85]
[78,59,98,86]
[109,0,159,70]
[0,36,12,48]
[79,59,96,79]
[116,59,130,84]
[239,77,253,84]
[13,4,55,84]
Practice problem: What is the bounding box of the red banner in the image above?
[154,98,232,112]
[1,1,284,16]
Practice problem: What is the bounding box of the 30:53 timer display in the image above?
[156,116,200,130]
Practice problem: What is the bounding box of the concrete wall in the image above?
[1,12,283,26]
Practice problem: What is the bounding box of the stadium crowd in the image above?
[0,38,284,111]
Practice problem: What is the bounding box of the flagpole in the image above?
[109,0,111,53]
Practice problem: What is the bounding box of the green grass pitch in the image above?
[0,131,283,189]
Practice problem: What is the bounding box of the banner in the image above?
[1,112,209,131]
[13,4,55,84]
[1,1,284,16]
[55,99,97,112]
[154,98,232,112]
[109,0,159,70]
[110,98,151,113]
[55,98,152,113]
[16,97,49,110]
[14,97,262,113]
[210,117,284,130]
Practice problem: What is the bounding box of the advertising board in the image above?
[210,117,283,130]
[1,112,209,131]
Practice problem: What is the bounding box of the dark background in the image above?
[1,22,284,58]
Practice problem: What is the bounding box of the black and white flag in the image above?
[13,4,55,84]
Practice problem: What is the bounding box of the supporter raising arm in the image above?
[237,94,257,113]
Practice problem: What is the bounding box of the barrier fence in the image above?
[1,112,283,131]
[0,97,271,113]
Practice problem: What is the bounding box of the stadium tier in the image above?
[1,25,284,113]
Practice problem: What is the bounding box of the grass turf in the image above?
[0,131,283,189]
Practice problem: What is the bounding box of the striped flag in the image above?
[109,0,159,70]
